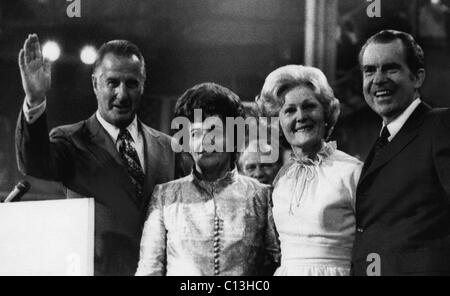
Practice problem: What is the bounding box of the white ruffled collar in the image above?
[290,141,336,166]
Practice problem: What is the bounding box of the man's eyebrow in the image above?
[382,62,401,69]
[362,62,401,70]
[362,64,376,70]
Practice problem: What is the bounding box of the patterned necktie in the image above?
[373,126,391,156]
[118,128,145,199]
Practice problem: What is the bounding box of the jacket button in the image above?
[356,228,364,233]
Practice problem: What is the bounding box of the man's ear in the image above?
[91,74,98,95]
[414,68,426,89]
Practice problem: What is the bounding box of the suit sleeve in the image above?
[16,109,74,182]
[433,109,450,198]
[135,185,167,276]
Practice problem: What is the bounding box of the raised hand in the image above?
[18,34,51,107]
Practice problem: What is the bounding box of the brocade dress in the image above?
[135,169,280,276]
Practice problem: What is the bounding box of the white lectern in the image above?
[0,198,95,276]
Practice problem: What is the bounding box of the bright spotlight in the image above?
[80,46,97,65]
[42,41,61,62]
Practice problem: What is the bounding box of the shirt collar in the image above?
[383,98,421,141]
[95,111,139,143]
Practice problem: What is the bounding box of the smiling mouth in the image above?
[374,89,394,98]
[294,125,313,133]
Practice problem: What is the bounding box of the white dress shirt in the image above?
[382,98,421,142]
[22,98,46,123]
[22,98,145,171]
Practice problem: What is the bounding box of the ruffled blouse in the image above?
[272,141,362,275]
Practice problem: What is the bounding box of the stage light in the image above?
[80,46,97,65]
[42,41,61,62]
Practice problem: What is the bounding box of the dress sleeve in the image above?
[262,186,281,275]
[135,185,167,276]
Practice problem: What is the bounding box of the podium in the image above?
[0,198,95,276]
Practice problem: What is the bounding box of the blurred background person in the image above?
[257,65,362,276]
[136,82,280,276]
[238,139,282,186]
[419,0,449,43]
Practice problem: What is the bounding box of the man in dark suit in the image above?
[352,30,450,275]
[16,34,181,275]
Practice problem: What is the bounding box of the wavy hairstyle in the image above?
[256,65,340,140]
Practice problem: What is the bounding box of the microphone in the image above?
[3,180,31,203]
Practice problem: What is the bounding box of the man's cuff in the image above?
[23,98,46,124]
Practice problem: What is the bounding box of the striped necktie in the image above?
[118,128,145,199]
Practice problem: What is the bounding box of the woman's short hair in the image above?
[174,82,245,121]
[174,82,246,164]
[256,65,340,139]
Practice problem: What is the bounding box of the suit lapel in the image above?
[358,103,430,187]
[84,114,139,206]
[85,114,123,166]
[360,139,377,178]
[139,121,161,207]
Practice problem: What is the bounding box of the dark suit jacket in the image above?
[16,111,181,275]
[352,103,450,275]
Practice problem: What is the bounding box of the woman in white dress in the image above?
[256,65,363,276]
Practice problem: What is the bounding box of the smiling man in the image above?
[15,34,180,275]
[352,30,450,275]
